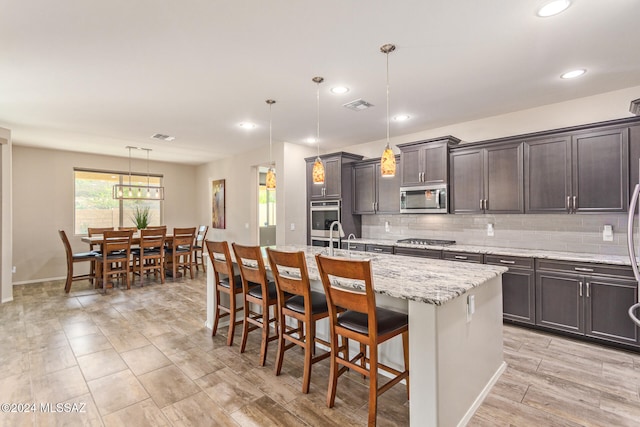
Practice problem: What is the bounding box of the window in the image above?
[258,170,276,227]
[74,169,162,234]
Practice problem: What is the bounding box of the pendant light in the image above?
[113,146,165,200]
[380,43,397,178]
[265,99,276,190]
[311,76,325,185]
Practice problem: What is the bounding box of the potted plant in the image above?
[131,206,151,230]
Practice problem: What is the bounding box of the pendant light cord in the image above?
[316,81,320,157]
[386,49,390,144]
[269,102,273,164]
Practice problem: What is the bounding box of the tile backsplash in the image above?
[362,213,633,256]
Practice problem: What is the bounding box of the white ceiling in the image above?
[2,1,640,165]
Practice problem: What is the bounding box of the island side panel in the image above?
[436,275,505,427]
[408,299,439,426]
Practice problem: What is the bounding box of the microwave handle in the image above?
[435,189,441,209]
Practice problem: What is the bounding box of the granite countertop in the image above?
[347,238,634,267]
[267,245,507,307]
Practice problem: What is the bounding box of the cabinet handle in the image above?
[579,281,583,297]
[373,248,383,252]
[480,199,484,210]
[572,196,577,213]
[586,281,590,298]
[454,255,468,260]
[484,199,488,210]
[499,260,516,264]
[567,196,571,213]
[574,267,594,272]
[372,202,376,211]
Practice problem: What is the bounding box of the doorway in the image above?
[258,166,276,246]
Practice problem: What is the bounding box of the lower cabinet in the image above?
[394,246,442,259]
[486,255,535,325]
[535,260,639,347]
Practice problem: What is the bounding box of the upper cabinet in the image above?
[305,152,363,200]
[524,127,629,213]
[397,136,460,187]
[450,141,524,214]
[628,124,640,196]
[352,156,400,214]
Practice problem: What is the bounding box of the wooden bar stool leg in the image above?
[240,300,250,354]
[259,305,270,367]
[327,331,340,408]
[302,320,314,393]
[403,330,410,399]
[212,287,221,338]
[274,308,286,376]
[227,290,238,346]
[368,345,379,427]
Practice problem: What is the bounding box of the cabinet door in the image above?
[352,163,376,214]
[536,271,583,335]
[323,156,342,198]
[572,128,628,212]
[450,149,484,214]
[307,160,325,199]
[376,162,401,214]
[585,276,639,346]
[524,137,572,213]
[400,145,423,187]
[485,143,524,213]
[629,125,640,197]
[423,142,448,184]
[501,268,535,324]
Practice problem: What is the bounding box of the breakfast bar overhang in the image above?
[205,246,507,426]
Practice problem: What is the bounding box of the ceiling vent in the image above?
[630,98,640,116]
[343,99,374,111]
[151,133,176,141]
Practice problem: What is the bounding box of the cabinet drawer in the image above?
[342,242,366,252]
[443,251,484,264]
[395,246,442,259]
[485,254,534,270]
[366,244,394,254]
[535,259,634,279]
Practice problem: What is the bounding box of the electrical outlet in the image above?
[603,224,613,242]
[290,223,295,231]
[487,223,494,237]
[12,266,16,274]
[385,221,390,232]
[466,294,475,322]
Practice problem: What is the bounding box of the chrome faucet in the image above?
[328,220,345,256]
[347,233,356,257]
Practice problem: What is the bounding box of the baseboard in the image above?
[457,361,507,427]
[12,276,66,286]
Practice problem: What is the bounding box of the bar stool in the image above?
[95,230,134,291]
[266,248,331,393]
[131,227,166,285]
[166,227,196,280]
[232,243,279,366]
[206,240,245,346]
[315,254,409,426]
[193,225,209,271]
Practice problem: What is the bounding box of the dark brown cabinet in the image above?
[397,137,459,187]
[442,250,484,264]
[352,157,400,214]
[486,255,535,325]
[628,125,640,196]
[394,246,442,259]
[450,142,523,214]
[535,260,639,347]
[525,128,629,213]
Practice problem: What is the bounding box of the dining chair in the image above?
[95,229,134,291]
[206,240,246,345]
[315,254,409,426]
[86,227,115,282]
[267,248,331,393]
[166,227,196,280]
[131,227,166,286]
[232,243,280,366]
[118,226,139,232]
[59,230,97,293]
[193,225,209,271]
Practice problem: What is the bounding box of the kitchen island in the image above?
[205,245,507,426]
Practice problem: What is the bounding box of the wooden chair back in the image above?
[232,243,269,292]
[205,240,234,279]
[266,248,311,299]
[87,227,115,251]
[172,227,196,250]
[118,226,138,232]
[139,227,166,253]
[59,229,95,293]
[146,225,167,230]
[315,255,376,330]
[101,230,134,257]
[195,225,208,246]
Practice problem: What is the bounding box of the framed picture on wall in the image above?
[211,179,225,229]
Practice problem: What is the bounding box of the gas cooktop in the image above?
[396,238,456,246]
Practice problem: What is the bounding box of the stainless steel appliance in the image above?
[626,168,640,327]
[310,200,341,238]
[310,237,341,249]
[396,238,456,246]
[400,184,448,214]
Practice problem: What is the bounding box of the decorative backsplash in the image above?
[362,213,632,256]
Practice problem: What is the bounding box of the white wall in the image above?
[195,141,316,246]
[0,127,12,302]
[12,146,198,284]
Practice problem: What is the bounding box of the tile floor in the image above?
[1,273,639,426]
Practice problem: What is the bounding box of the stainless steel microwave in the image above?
[400,184,448,213]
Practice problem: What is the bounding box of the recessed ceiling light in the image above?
[537,0,571,17]
[238,122,256,129]
[306,137,317,144]
[560,69,586,79]
[393,114,410,122]
[330,86,349,95]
